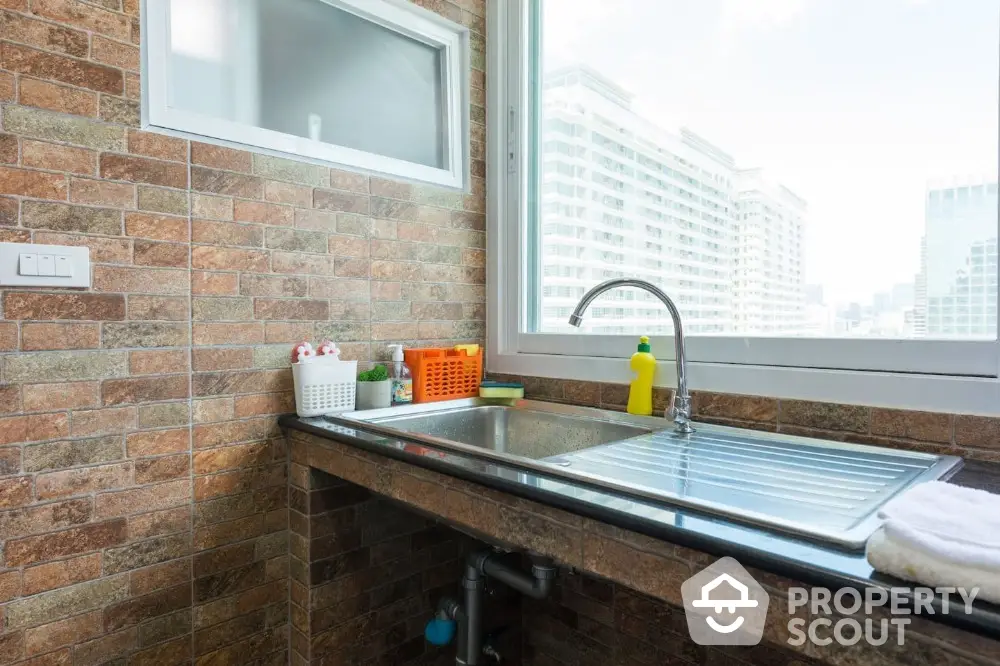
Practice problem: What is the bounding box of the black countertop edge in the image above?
[280,415,1000,641]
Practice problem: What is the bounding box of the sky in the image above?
[542,0,1000,305]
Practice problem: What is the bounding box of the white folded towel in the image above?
[866,481,1000,604]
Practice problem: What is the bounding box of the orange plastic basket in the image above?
[404,347,482,403]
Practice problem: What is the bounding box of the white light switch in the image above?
[1,243,90,287]
[37,254,55,276]
[55,255,72,277]
[19,253,38,276]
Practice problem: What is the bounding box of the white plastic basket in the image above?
[292,357,357,417]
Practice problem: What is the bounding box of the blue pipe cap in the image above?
[424,618,456,646]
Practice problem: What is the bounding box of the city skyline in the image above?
[537,63,997,339]
[541,0,999,307]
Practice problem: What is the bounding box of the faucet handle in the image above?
[668,393,695,434]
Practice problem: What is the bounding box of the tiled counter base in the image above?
[287,430,1000,666]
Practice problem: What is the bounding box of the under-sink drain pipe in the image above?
[427,549,557,665]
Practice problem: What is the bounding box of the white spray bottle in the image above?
[387,344,413,405]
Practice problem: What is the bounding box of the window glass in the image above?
[531,0,999,339]
[158,0,458,181]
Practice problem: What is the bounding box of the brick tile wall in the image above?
[0,0,486,664]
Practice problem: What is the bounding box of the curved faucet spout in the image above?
[568,278,694,434]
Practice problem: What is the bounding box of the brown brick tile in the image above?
[192,246,269,272]
[5,518,127,565]
[126,428,188,457]
[254,298,329,321]
[191,166,263,199]
[294,208,336,231]
[129,349,189,375]
[2,43,122,95]
[23,381,99,412]
[25,611,100,657]
[103,321,188,348]
[0,165,66,199]
[193,397,234,425]
[101,92,139,126]
[18,76,98,116]
[234,392,294,418]
[0,414,70,445]
[70,406,135,437]
[35,462,131,501]
[954,415,1000,449]
[22,552,101,596]
[191,193,233,220]
[191,142,252,172]
[23,201,120,235]
[128,505,189,541]
[191,219,264,248]
[0,385,20,415]
[69,177,135,207]
[126,295,188,321]
[0,197,16,227]
[0,10,89,57]
[94,266,188,295]
[31,0,131,40]
[779,399,870,433]
[130,635,190,665]
[0,69,11,99]
[0,133,16,165]
[91,34,138,70]
[100,153,187,188]
[21,322,101,351]
[263,322,312,344]
[692,391,779,423]
[193,322,265,346]
[192,270,239,296]
[127,129,186,162]
[265,180,312,207]
[134,454,189,484]
[133,239,188,267]
[870,408,953,444]
[104,582,191,632]
[6,292,125,321]
[125,211,188,241]
[129,559,190,598]
[22,139,96,175]
[0,568,19,602]
[101,374,189,406]
[72,627,137,666]
[95,479,189,519]
[234,200,292,226]
[192,348,252,372]
[0,476,31,508]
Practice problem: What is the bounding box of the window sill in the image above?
[487,350,1000,417]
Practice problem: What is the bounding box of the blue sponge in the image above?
[424,618,456,646]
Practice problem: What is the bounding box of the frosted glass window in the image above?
[143,0,469,189]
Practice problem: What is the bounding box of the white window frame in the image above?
[142,0,470,190]
[486,0,1000,416]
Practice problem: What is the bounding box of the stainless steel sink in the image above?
[326,398,963,549]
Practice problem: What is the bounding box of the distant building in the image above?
[538,65,806,335]
[916,180,998,338]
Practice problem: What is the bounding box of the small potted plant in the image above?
[355,364,391,409]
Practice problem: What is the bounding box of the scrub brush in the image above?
[479,380,524,399]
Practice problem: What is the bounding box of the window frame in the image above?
[486,0,1000,416]
[142,0,471,189]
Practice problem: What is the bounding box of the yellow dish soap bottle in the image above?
[627,335,655,416]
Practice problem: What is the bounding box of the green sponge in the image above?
[479,380,524,399]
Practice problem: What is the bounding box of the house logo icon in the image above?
[681,557,769,645]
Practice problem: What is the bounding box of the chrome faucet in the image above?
[569,278,695,434]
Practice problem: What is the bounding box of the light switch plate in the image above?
[0,243,90,287]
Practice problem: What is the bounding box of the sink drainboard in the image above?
[545,428,959,547]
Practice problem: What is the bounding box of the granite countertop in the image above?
[281,413,1000,640]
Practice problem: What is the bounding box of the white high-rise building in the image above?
[734,169,807,334]
[916,180,998,338]
[538,65,806,336]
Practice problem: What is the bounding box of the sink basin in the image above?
[325,398,963,549]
